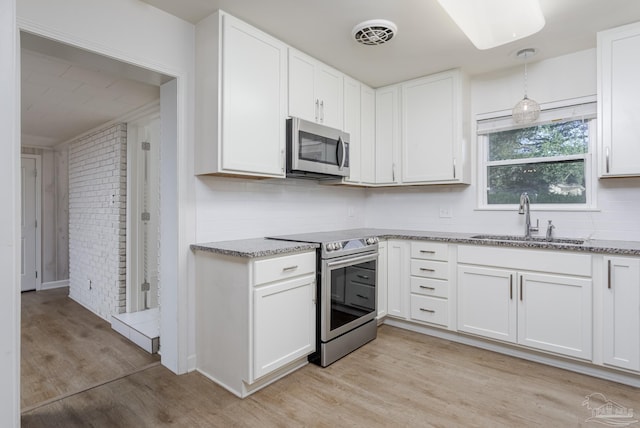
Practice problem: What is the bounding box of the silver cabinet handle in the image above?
[510,274,513,300]
[519,275,523,301]
[419,268,435,272]
[315,99,319,122]
[357,274,370,280]
[605,147,610,174]
[419,285,435,290]
[420,308,435,313]
[356,294,369,300]
[282,265,298,272]
[607,259,612,289]
[420,250,435,254]
[320,100,324,122]
[453,158,456,179]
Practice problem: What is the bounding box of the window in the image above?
[477,101,596,209]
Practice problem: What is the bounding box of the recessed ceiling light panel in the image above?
[352,19,397,46]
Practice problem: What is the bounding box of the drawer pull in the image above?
[356,294,369,300]
[282,265,298,272]
[419,308,435,313]
[419,285,436,290]
[420,250,435,254]
[419,268,435,272]
[357,274,370,280]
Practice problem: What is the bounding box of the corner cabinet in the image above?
[457,246,593,360]
[195,250,316,398]
[602,256,640,371]
[401,70,470,184]
[195,11,287,178]
[598,22,640,177]
[375,85,401,185]
[288,48,343,130]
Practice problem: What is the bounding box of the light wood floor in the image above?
[21,294,639,427]
[21,287,159,410]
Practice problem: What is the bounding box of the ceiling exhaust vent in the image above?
[352,19,397,46]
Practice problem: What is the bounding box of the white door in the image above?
[21,156,38,292]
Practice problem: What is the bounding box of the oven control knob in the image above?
[326,243,335,251]
[337,242,343,249]
[366,237,377,245]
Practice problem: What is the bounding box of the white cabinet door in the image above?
[387,240,409,318]
[253,274,316,380]
[603,257,640,371]
[375,85,400,184]
[288,49,343,129]
[195,12,287,178]
[401,72,456,183]
[377,241,388,319]
[598,22,640,177]
[343,77,361,184]
[518,272,592,360]
[360,85,376,184]
[457,265,517,343]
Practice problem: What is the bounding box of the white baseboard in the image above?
[40,279,69,290]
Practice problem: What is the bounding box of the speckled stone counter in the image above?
[190,238,319,258]
[191,229,640,258]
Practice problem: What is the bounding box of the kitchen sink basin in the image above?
[470,234,585,245]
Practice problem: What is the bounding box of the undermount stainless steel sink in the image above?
[470,234,585,245]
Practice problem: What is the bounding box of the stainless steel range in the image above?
[269,230,379,367]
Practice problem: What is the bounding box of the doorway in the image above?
[20,154,41,292]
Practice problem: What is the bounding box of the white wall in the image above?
[195,177,367,242]
[68,124,127,319]
[1,0,21,424]
[17,0,195,376]
[366,49,640,241]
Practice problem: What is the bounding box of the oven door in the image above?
[321,251,377,342]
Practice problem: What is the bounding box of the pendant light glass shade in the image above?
[436,0,545,50]
[512,48,540,124]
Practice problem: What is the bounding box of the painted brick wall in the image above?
[68,123,127,320]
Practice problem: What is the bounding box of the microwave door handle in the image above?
[337,137,346,170]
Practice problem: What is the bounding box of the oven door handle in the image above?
[325,253,377,269]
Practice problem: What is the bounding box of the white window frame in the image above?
[476,97,598,211]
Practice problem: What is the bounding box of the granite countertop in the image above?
[191,229,640,258]
[190,238,319,258]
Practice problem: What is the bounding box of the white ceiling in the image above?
[21,0,640,148]
[21,33,164,148]
[144,0,640,87]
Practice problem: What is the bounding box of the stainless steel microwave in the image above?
[286,117,350,179]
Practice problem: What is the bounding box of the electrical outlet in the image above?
[439,207,453,218]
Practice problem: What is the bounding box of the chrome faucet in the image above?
[518,192,539,238]
[546,220,555,240]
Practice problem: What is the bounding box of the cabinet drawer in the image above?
[410,295,448,326]
[411,242,448,261]
[410,277,448,298]
[345,282,375,311]
[253,252,316,285]
[411,259,448,280]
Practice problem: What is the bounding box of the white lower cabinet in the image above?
[386,240,409,318]
[377,241,388,319]
[603,256,640,371]
[457,246,592,360]
[195,250,316,397]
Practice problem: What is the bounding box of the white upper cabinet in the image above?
[360,85,376,184]
[401,70,469,184]
[375,84,401,185]
[343,76,361,184]
[289,49,343,130]
[195,11,287,178]
[598,22,640,177]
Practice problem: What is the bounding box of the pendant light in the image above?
[512,48,540,124]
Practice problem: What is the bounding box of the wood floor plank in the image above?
[21,288,159,409]
[22,324,640,427]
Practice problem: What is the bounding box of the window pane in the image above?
[488,120,589,161]
[487,159,586,204]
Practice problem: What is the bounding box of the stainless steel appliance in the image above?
[286,117,350,179]
[269,230,378,367]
